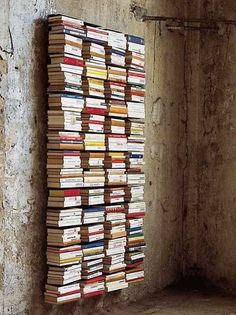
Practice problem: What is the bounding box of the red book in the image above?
[60,189,81,197]
[86,26,108,35]
[130,91,145,97]
[58,21,84,29]
[105,206,125,213]
[86,120,104,125]
[108,82,126,87]
[126,261,143,268]
[83,108,106,115]
[83,290,105,298]
[59,135,82,141]
[63,151,81,156]
[63,56,84,67]
[111,159,125,163]
[108,100,126,105]
[107,134,127,138]
[82,231,104,236]
[81,276,105,285]
[128,71,146,78]
[126,212,145,218]
[57,289,81,297]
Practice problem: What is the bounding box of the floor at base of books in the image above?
[45,14,146,305]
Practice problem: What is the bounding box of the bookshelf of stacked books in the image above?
[45,14,146,304]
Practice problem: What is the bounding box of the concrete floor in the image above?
[101,286,236,315]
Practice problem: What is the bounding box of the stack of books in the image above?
[48,15,86,38]
[126,119,145,135]
[105,81,126,100]
[83,169,105,187]
[125,202,146,284]
[104,152,126,168]
[83,97,107,115]
[105,169,127,186]
[107,66,126,83]
[47,264,82,286]
[46,245,83,267]
[106,100,127,118]
[82,77,105,98]
[81,152,105,168]
[48,188,82,208]
[84,133,105,151]
[45,282,81,304]
[106,134,127,151]
[125,34,145,70]
[82,242,104,296]
[105,117,126,134]
[81,239,104,285]
[105,271,128,292]
[124,33,146,286]
[82,206,105,224]
[46,208,82,227]
[127,168,145,186]
[47,131,84,150]
[81,241,105,294]
[81,113,105,133]
[105,30,126,67]
[45,14,146,304]
[48,93,84,112]
[81,188,105,206]
[103,205,127,291]
[125,185,144,203]
[82,42,106,64]
[47,227,81,247]
[127,151,144,169]
[81,276,105,297]
[85,24,108,43]
[47,168,83,188]
[105,188,126,204]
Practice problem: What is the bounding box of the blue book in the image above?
[130,154,143,158]
[111,93,125,100]
[126,34,144,45]
[83,206,104,213]
[111,48,126,56]
[128,227,142,232]
[82,241,104,249]
[63,29,86,37]
[49,93,83,99]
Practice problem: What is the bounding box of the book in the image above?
[45,14,146,303]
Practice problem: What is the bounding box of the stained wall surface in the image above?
[196,0,236,291]
[0,1,186,314]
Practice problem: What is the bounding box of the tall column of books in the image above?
[45,14,146,305]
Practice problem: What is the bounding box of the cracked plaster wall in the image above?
[195,0,236,292]
[0,0,186,314]
[2,0,235,313]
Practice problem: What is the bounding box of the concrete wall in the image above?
[196,0,236,291]
[0,0,186,314]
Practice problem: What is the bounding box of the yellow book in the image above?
[107,152,125,157]
[87,69,107,75]
[84,142,105,146]
[110,108,128,114]
[88,78,104,85]
[50,257,82,264]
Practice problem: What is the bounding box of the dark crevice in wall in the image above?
[0,27,14,57]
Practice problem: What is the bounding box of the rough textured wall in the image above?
[181,0,201,276]
[0,0,186,314]
[196,0,236,292]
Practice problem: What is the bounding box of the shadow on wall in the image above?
[28,18,48,314]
